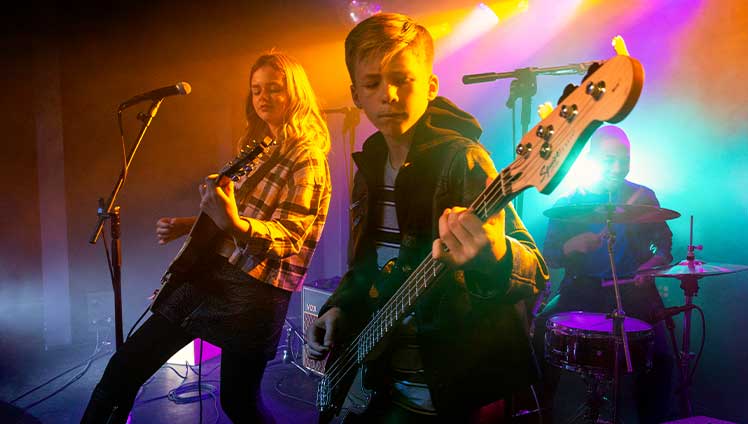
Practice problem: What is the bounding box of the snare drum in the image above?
[545,311,654,377]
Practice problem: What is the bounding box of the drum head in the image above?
[548,311,651,333]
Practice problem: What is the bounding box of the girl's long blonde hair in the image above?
[241,51,330,155]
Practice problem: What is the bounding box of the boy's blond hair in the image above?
[344,13,434,82]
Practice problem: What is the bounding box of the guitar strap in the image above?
[234,143,284,202]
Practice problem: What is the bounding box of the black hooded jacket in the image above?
[320,97,549,414]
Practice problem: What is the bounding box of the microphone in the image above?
[118,82,191,111]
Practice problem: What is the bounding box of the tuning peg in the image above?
[537,102,553,120]
[612,35,629,56]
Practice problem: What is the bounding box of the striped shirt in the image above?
[376,158,436,415]
[374,158,400,267]
[216,139,331,292]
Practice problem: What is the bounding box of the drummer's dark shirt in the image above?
[543,180,673,286]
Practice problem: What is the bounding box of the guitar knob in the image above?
[586,81,606,100]
[568,104,579,121]
[540,142,552,159]
[516,143,533,157]
[560,104,578,122]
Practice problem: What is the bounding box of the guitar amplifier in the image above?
[302,277,340,376]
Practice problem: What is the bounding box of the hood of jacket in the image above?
[353,96,482,176]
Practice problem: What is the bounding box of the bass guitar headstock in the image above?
[506,55,644,197]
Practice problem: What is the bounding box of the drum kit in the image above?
[539,202,748,423]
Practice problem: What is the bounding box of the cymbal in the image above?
[543,203,681,224]
[644,260,748,279]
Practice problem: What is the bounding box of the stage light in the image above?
[559,145,603,192]
[484,0,529,21]
[476,3,501,26]
[427,22,452,41]
[475,3,499,26]
[434,3,500,60]
[347,0,381,24]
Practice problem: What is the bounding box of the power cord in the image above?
[10,328,112,410]
[133,359,221,424]
[687,305,706,383]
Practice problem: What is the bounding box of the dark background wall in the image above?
[1,0,746,421]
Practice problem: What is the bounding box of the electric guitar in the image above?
[316,54,645,422]
[151,136,276,307]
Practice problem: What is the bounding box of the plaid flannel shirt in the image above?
[216,140,331,292]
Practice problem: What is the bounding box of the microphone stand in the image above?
[89,98,164,350]
[462,61,597,218]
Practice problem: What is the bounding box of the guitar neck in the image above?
[352,166,521,362]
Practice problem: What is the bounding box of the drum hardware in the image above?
[543,199,682,423]
[545,312,655,424]
[601,202,632,424]
[642,216,748,418]
[570,374,609,424]
[543,203,748,421]
[542,203,681,224]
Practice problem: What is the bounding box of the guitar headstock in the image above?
[218,136,276,181]
[507,55,644,195]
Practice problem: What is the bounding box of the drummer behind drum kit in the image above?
[539,202,748,423]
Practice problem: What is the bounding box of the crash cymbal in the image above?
[645,260,748,279]
[543,203,681,224]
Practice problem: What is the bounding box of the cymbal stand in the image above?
[603,203,633,424]
[673,215,701,417]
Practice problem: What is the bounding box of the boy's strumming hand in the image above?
[432,207,507,267]
[305,307,345,360]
